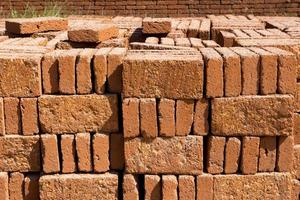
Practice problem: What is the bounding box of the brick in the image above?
[258,137,276,172]
[178,175,195,200]
[123,50,203,99]
[241,137,260,174]
[145,37,159,44]
[39,174,118,200]
[187,19,200,38]
[107,48,126,93]
[140,98,158,138]
[297,83,300,112]
[177,20,190,34]
[68,24,118,43]
[125,136,203,174]
[200,48,223,97]
[294,145,300,179]
[130,42,193,50]
[176,99,194,136]
[4,98,21,134]
[123,174,139,200]
[41,51,59,94]
[158,98,175,137]
[248,47,277,95]
[213,173,292,199]
[76,49,95,94]
[264,47,297,94]
[110,133,124,170]
[76,133,92,172]
[93,48,111,94]
[190,38,204,48]
[61,134,76,173]
[292,179,300,200]
[276,136,294,172]
[0,98,4,136]
[295,113,300,145]
[193,99,209,136]
[224,137,241,174]
[0,53,42,97]
[38,95,119,133]
[9,172,24,200]
[211,95,293,136]
[161,37,174,46]
[24,174,39,200]
[231,47,259,95]
[41,135,60,173]
[218,31,235,47]
[0,135,40,172]
[199,19,211,40]
[142,18,171,34]
[0,172,8,200]
[122,98,140,138]
[215,47,241,97]
[6,17,68,34]
[196,174,213,200]
[202,40,220,47]
[206,136,226,174]
[93,133,109,172]
[162,175,178,200]
[175,37,191,47]
[20,98,38,135]
[145,175,161,200]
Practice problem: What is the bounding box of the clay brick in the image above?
[9,172,24,200]
[178,175,195,200]
[176,99,194,136]
[39,174,118,200]
[41,135,60,173]
[207,136,226,174]
[20,98,38,135]
[123,50,203,99]
[175,37,191,47]
[143,18,171,34]
[241,137,260,174]
[276,136,294,172]
[0,172,8,200]
[0,98,4,136]
[161,37,174,46]
[107,48,126,93]
[248,47,277,95]
[38,95,119,133]
[295,113,300,145]
[258,137,276,172]
[199,19,211,40]
[187,19,200,38]
[76,133,92,172]
[158,98,175,137]
[4,98,21,135]
[218,31,235,47]
[41,51,59,94]
[193,99,209,136]
[213,173,292,199]
[200,48,223,97]
[6,17,68,34]
[125,136,203,174]
[58,50,79,94]
[61,134,76,173]
[215,47,241,97]
[110,133,124,170]
[0,135,40,172]
[144,175,161,200]
[224,137,241,174]
[203,40,220,47]
[140,98,158,138]
[123,174,139,200]
[292,179,300,200]
[93,133,109,172]
[130,42,193,50]
[196,174,213,200]
[122,98,140,138]
[231,47,259,95]
[76,49,96,94]
[190,38,204,48]
[211,95,293,136]
[294,145,300,179]
[177,20,190,34]
[264,47,297,94]
[68,24,118,43]
[93,48,111,94]
[24,174,39,200]
[145,37,159,44]
[162,175,178,200]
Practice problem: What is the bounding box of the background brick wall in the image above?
[0,0,299,17]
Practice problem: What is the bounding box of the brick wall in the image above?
[0,0,299,17]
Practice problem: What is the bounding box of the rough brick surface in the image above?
[259,137,276,172]
[162,175,178,200]
[143,18,171,34]
[193,99,209,136]
[24,174,39,200]
[140,98,158,138]
[41,135,60,173]
[295,113,300,145]
[9,172,24,200]
[276,136,294,172]
[0,98,4,136]
[224,137,241,174]
[241,137,260,174]
[207,136,226,174]
[123,174,139,200]
[61,134,76,173]
[176,100,194,136]
[93,48,111,94]
[178,175,195,200]
[145,175,161,200]
[93,133,109,172]
[196,174,213,200]
[41,51,59,94]
[159,98,175,137]
[0,172,8,200]
[4,98,21,135]
[122,98,140,138]
[76,133,92,172]
[20,98,39,135]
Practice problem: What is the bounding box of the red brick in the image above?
[41,51,59,94]
[175,37,191,47]
[295,113,300,145]
[20,98,38,135]
[4,98,21,134]
[187,19,200,38]
[142,18,171,34]
[276,136,294,172]
[24,174,39,200]
[224,137,241,174]
[162,175,178,200]
[0,172,8,200]
[178,175,195,200]
[296,83,300,112]
[123,174,139,200]
[110,133,124,170]
[140,98,158,138]
[145,175,161,200]
[207,136,226,174]
[0,98,4,136]
[76,133,92,172]
[161,37,174,46]
[176,99,194,136]
[294,145,300,179]
[196,174,213,200]
[9,172,24,200]
[199,19,211,40]
[41,135,60,173]
[145,37,159,44]
[193,99,209,136]
[93,48,111,94]
[218,31,235,47]
[158,98,175,137]
[93,133,109,172]
[292,179,300,200]
[241,137,260,174]
[258,137,276,172]
[122,98,140,138]
[61,134,76,173]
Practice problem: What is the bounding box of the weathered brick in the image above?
[207,136,226,174]
[39,174,118,200]
[0,172,8,200]
[224,137,241,174]
[294,145,300,179]
[276,136,294,172]
[187,19,200,38]
[41,135,60,174]
[178,175,195,200]
[76,133,92,172]
[145,175,161,200]
[61,134,76,173]
[193,98,209,136]
[292,179,300,200]
[211,95,293,136]
[110,133,124,170]
[162,175,178,200]
[20,98,38,135]
[24,174,39,200]
[122,98,140,138]
[9,172,24,200]
[41,51,59,94]
[196,174,213,200]
[258,137,276,172]
[295,113,300,145]
[93,133,109,172]
[145,37,159,44]
[93,48,111,94]
[38,95,119,133]
[140,98,158,138]
[175,37,191,47]
[218,31,235,47]
[0,98,4,136]
[297,83,300,112]
[158,98,175,137]
[4,98,21,135]
[125,136,203,174]
[123,174,139,200]
[241,137,260,174]
[142,18,171,34]
[176,100,194,136]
